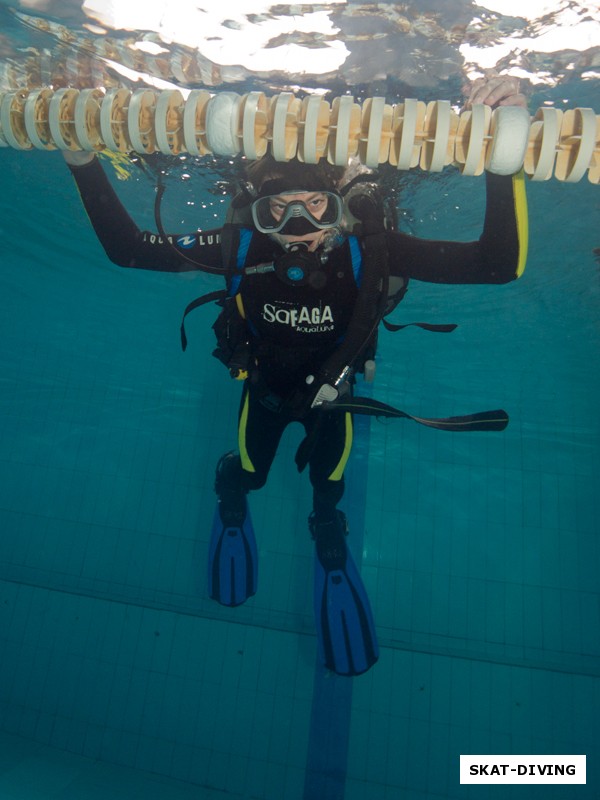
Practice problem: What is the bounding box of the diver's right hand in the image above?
[62,150,96,167]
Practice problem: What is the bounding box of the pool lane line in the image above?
[303,381,373,800]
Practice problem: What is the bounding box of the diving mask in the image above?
[251,189,343,235]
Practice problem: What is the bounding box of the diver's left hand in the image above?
[309,382,340,409]
[464,73,527,110]
[284,375,349,419]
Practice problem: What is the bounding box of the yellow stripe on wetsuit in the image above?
[238,392,255,473]
[328,412,353,481]
[513,170,529,278]
[238,395,354,479]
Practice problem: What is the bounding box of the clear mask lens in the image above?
[251,190,343,234]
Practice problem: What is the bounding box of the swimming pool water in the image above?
[0,85,599,798]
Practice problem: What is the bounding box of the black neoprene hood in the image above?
[258,177,339,198]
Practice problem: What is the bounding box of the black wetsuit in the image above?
[68,158,527,518]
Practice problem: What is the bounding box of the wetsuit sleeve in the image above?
[68,156,224,273]
[388,171,528,285]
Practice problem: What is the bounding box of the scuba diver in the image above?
[63,75,528,677]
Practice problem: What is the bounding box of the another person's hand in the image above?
[62,150,96,167]
[464,72,527,110]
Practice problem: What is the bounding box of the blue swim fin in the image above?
[311,511,379,676]
[208,497,258,607]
